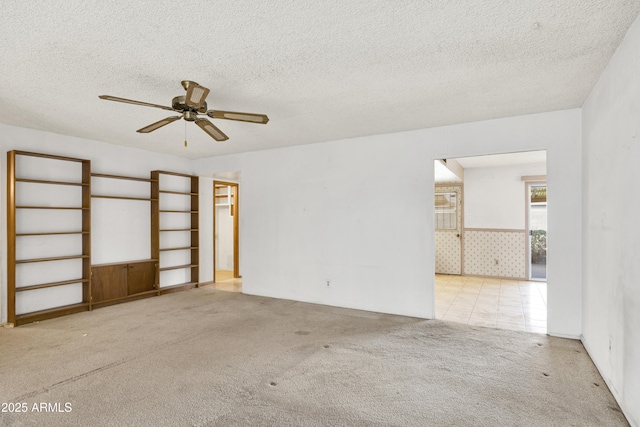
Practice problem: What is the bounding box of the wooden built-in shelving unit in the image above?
[152,171,199,294]
[7,151,91,325]
[6,150,201,326]
[89,172,159,307]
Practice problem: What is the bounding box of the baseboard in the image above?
[547,331,580,340]
[581,336,636,427]
[451,273,529,281]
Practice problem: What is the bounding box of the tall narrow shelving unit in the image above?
[152,171,199,293]
[90,172,159,308]
[7,151,91,325]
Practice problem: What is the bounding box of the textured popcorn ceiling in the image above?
[1,1,639,159]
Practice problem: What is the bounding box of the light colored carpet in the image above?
[0,287,628,426]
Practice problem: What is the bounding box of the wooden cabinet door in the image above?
[127,262,156,295]
[92,265,128,303]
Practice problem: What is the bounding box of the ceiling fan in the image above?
[99,80,269,142]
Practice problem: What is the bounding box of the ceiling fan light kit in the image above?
[184,81,209,109]
[99,80,268,143]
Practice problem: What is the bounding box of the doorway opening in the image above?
[214,181,241,292]
[527,183,547,281]
[435,184,463,275]
[434,151,547,334]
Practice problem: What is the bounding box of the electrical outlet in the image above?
[494,259,499,265]
[326,280,330,287]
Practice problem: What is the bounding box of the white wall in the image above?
[1,110,584,338]
[194,109,582,336]
[92,177,151,264]
[215,205,234,271]
[464,162,546,230]
[582,13,640,427]
[0,124,193,323]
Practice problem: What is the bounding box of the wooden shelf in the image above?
[16,279,89,292]
[92,195,157,201]
[94,289,158,305]
[10,150,87,162]
[159,246,198,252]
[152,171,199,294]
[14,303,90,326]
[91,173,156,205]
[92,258,158,268]
[158,282,198,295]
[16,231,88,236]
[7,150,92,326]
[159,264,198,272]
[91,289,158,306]
[101,289,158,301]
[91,173,157,183]
[159,190,198,196]
[153,170,195,178]
[16,254,90,264]
[159,282,198,289]
[16,178,87,186]
[16,206,87,210]
[92,292,158,309]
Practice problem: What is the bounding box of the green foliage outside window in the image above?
[531,230,547,263]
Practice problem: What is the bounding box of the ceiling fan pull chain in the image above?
[184,119,187,147]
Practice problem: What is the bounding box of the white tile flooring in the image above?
[436,274,547,334]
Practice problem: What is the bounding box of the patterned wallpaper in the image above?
[435,232,461,274]
[434,183,527,279]
[463,230,526,279]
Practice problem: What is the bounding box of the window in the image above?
[435,192,457,230]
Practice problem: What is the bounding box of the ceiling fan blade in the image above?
[207,110,269,124]
[136,116,182,133]
[99,95,176,111]
[185,83,210,110]
[195,118,228,142]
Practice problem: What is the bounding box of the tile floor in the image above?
[213,278,242,292]
[213,270,242,293]
[436,274,547,334]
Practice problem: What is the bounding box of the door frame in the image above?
[213,181,240,282]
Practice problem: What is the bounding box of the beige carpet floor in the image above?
[0,286,628,426]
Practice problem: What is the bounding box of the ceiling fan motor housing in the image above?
[183,111,198,121]
[172,96,207,114]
